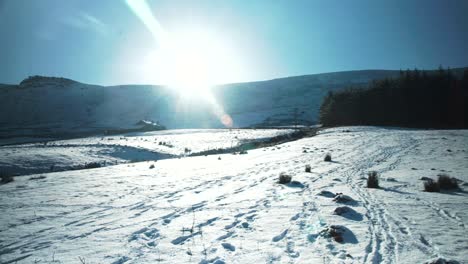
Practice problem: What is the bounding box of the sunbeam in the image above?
[125,0,168,46]
[125,0,234,127]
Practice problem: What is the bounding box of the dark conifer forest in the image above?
[319,68,468,128]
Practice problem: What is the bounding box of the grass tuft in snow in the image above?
[334,206,351,215]
[78,256,88,264]
[324,153,332,162]
[305,164,311,173]
[423,174,460,192]
[424,257,461,264]
[423,179,440,192]
[367,171,379,188]
[84,162,101,169]
[319,225,345,243]
[437,174,459,190]
[333,193,356,204]
[278,173,292,184]
[29,175,46,181]
[0,171,14,184]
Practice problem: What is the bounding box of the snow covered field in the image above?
[1,127,467,263]
[0,129,293,176]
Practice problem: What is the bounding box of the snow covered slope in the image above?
[1,127,467,263]
[0,70,401,139]
[0,128,293,176]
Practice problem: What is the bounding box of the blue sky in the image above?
[0,0,467,85]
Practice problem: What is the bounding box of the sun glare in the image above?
[126,0,237,127]
[146,29,240,97]
[167,32,214,93]
[126,0,243,92]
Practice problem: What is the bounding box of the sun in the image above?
[125,0,237,127]
[167,38,212,93]
[125,0,244,93]
[144,29,241,97]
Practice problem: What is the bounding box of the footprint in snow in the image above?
[286,241,300,258]
[187,201,207,212]
[221,242,236,252]
[290,213,301,221]
[171,231,201,245]
[272,229,288,242]
[111,256,130,264]
[161,211,180,225]
[216,231,234,241]
[128,227,159,242]
[224,220,240,230]
[215,195,226,201]
[199,257,226,264]
[245,214,257,221]
[196,217,219,228]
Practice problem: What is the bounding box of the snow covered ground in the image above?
[1,127,467,263]
[0,129,293,176]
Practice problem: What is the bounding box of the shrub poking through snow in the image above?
[319,225,345,243]
[333,206,352,216]
[278,173,292,184]
[29,175,46,181]
[367,171,379,188]
[423,179,440,192]
[324,153,332,162]
[333,193,355,203]
[424,257,461,264]
[305,165,311,173]
[0,172,14,184]
[84,162,101,169]
[437,174,459,190]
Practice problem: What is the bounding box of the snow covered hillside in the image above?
[0,70,402,139]
[0,128,293,176]
[1,127,467,263]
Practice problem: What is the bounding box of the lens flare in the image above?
[125,0,234,128]
[221,114,233,128]
[125,0,167,47]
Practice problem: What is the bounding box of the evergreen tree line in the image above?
[319,67,468,128]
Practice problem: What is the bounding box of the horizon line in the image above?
[2,65,467,87]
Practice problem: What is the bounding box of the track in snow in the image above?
[1,127,467,263]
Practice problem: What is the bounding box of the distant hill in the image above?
[1,68,466,139]
[0,83,14,88]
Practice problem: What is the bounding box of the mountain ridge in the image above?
[1,67,467,140]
